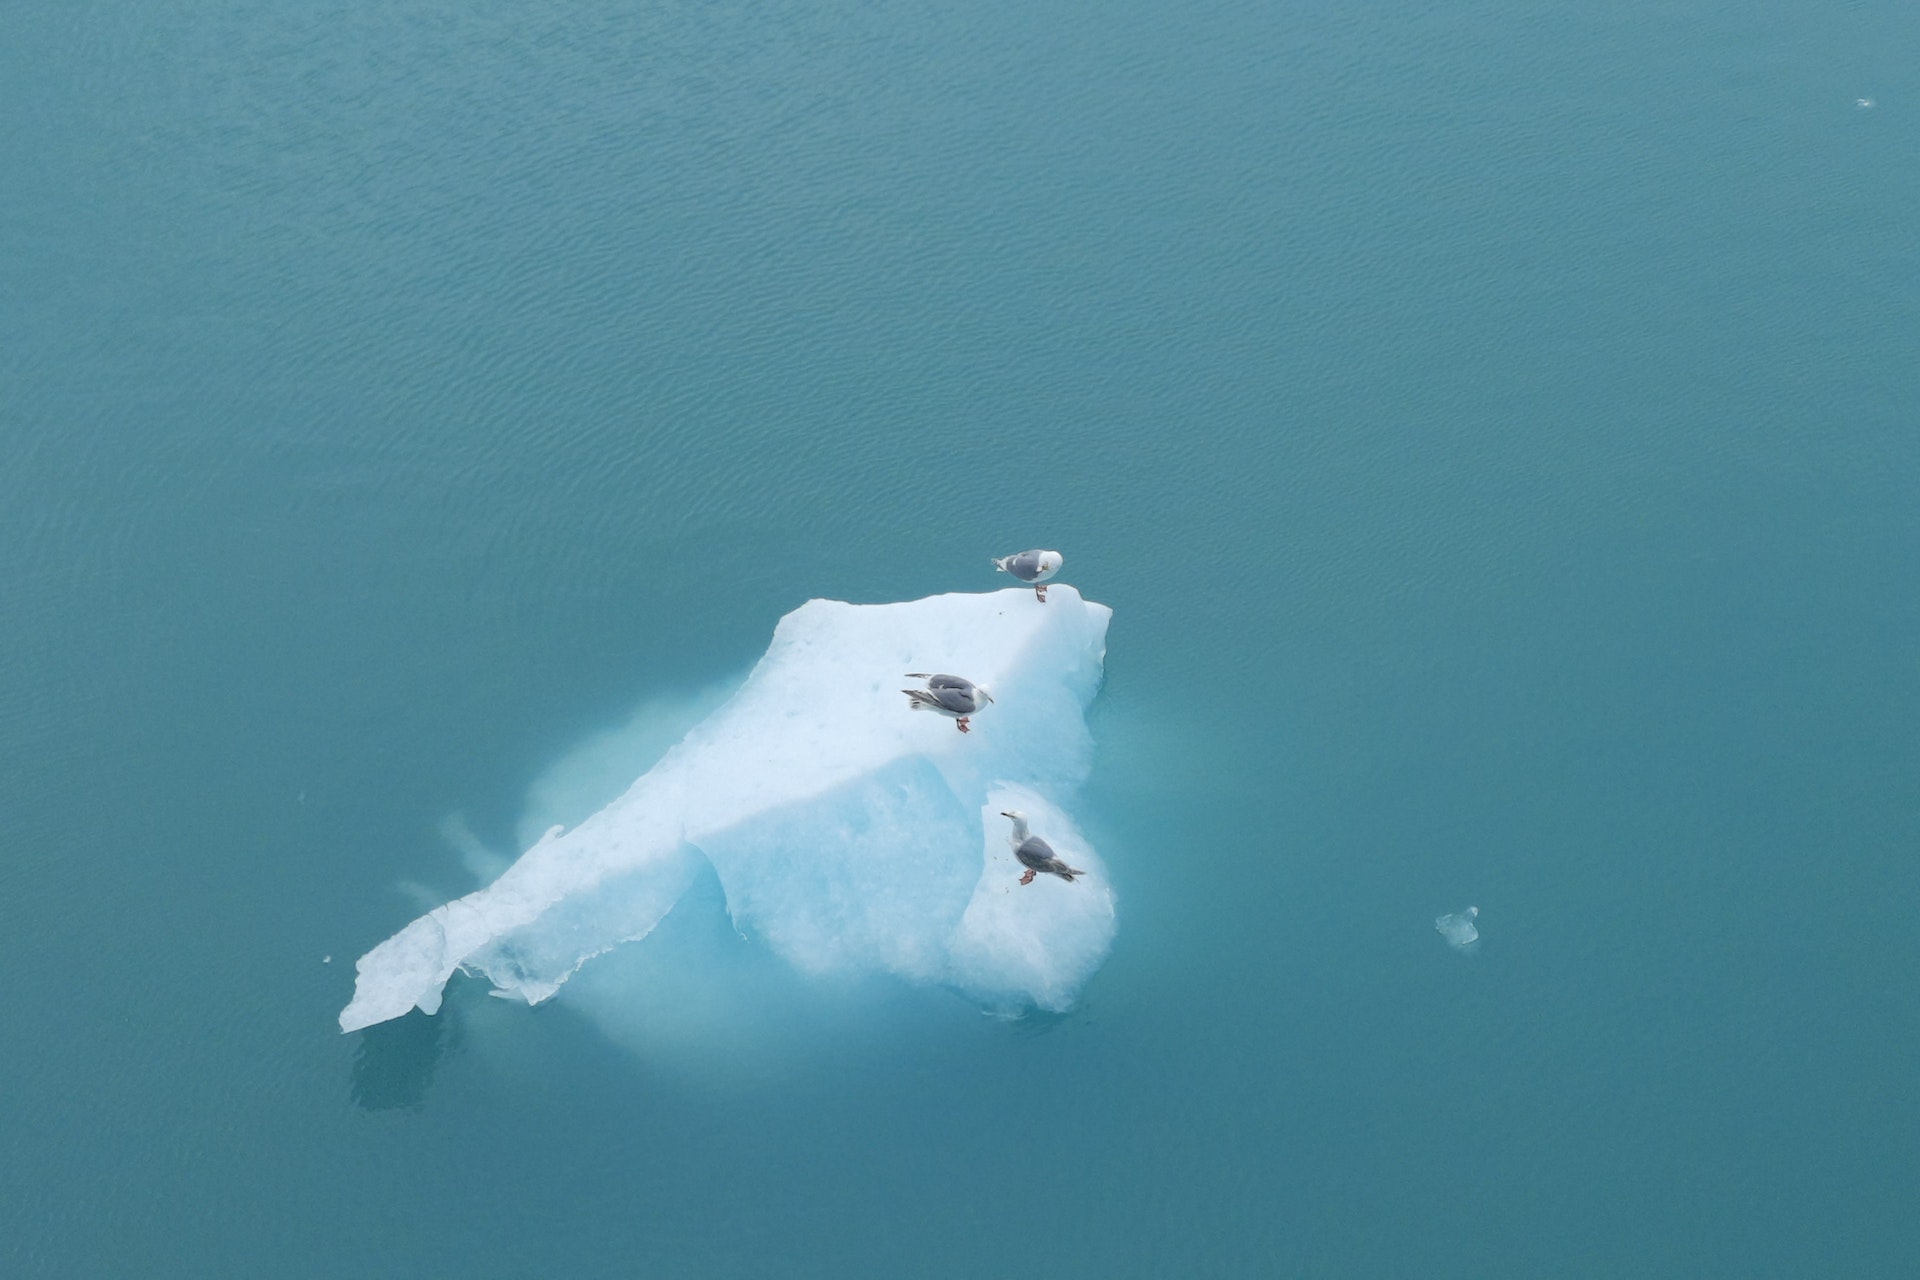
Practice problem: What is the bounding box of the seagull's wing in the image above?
[1018,836,1083,880]
[904,672,970,690]
[903,686,978,714]
[1001,552,1043,581]
[1016,835,1055,866]
[930,683,980,713]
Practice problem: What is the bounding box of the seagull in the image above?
[992,549,1064,601]
[902,672,993,732]
[1000,810,1085,885]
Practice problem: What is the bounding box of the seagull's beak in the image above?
[1000,811,1014,818]
[984,691,995,703]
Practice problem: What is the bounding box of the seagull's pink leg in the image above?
[1035,584,1048,602]
[957,717,970,733]
[1020,870,1036,885]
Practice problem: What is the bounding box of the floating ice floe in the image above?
[339,587,1116,1033]
[1435,905,1480,952]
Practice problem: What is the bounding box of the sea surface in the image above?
[5,0,1917,1275]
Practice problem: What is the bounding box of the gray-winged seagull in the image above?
[992,549,1064,601]
[902,672,993,733]
[1000,810,1085,885]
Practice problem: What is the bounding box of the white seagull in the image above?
[1000,810,1085,885]
[992,549,1064,601]
[901,672,993,733]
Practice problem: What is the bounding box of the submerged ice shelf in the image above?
[339,587,1116,1033]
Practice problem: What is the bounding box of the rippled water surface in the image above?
[5,1,1917,1275]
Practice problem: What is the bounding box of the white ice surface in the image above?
[339,586,1114,1033]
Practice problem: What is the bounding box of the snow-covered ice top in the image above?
[339,586,1115,1034]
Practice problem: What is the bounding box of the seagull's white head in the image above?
[977,685,994,704]
[1035,550,1064,580]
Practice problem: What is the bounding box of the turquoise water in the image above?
[6,0,1917,1274]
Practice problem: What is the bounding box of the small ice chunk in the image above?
[1435,905,1480,951]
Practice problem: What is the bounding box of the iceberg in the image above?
[339,586,1116,1034]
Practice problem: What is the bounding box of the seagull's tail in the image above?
[901,689,939,711]
[990,556,1010,574]
[1052,865,1086,882]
